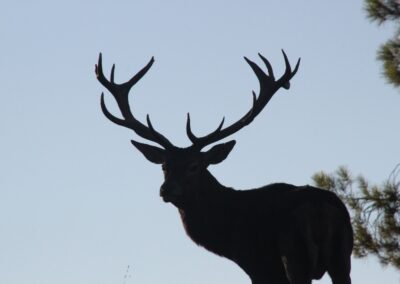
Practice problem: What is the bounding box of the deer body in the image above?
[175,169,352,284]
[95,52,353,284]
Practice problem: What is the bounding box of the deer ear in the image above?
[204,140,236,165]
[131,140,165,164]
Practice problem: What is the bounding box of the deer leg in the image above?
[326,225,352,284]
[278,230,313,284]
[280,255,312,284]
[327,262,351,284]
[239,254,290,284]
[326,246,351,284]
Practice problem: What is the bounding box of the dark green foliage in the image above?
[378,39,400,86]
[365,0,400,87]
[365,0,400,23]
[313,165,400,269]
[311,0,400,272]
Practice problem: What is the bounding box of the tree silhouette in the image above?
[312,2,400,270]
[313,165,400,270]
[365,0,400,87]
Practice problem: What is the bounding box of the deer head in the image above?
[96,52,300,208]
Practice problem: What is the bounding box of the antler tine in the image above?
[96,53,173,149]
[186,113,225,145]
[186,113,197,142]
[257,53,275,80]
[278,50,301,88]
[100,92,129,127]
[145,114,173,147]
[244,56,270,89]
[186,52,300,149]
[96,53,110,90]
[110,64,115,83]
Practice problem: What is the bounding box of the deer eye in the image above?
[187,163,199,173]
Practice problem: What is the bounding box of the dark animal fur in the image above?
[96,52,353,284]
[177,170,353,284]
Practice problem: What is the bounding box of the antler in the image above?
[96,53,174,149]
[186,50,300,149]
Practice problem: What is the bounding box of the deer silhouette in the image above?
[95,51,353,284]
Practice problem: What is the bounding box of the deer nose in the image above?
[160,182,174,197]
[160,181,182,198]
[160,185,167,197]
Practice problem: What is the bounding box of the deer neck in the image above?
[178,169,235,255]
[202,169,226,189]
[192,169,230,203]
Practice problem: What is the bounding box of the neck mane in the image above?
[186,169,232,207]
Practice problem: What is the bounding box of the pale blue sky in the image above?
[1,1,399,283]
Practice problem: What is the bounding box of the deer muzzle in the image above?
[160,181,183,204]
